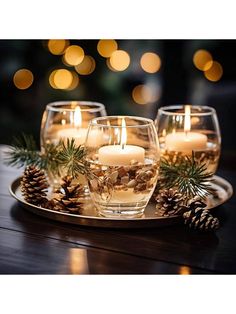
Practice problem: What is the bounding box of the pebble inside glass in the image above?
[85,116,160,218]
[155,105,221,174]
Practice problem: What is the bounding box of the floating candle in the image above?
[98,118,145,166]
[56,106,102,147]
[165,105,207,153]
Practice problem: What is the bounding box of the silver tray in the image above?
[9,175,233,229]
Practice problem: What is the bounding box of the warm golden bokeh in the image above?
[49,70,57,89]
[140,52,161,73]
[193,49,213,71]
[66,71,80,90]
[110,50,130,71]
[132,84,160,104]
[13,69,34,90]
[97,40,118,58]
[106,58,117,72]
[49,69,73,89]
[179,266,191,275]
[75,55,96,75]
[69,249,89,274]
[204,61,223,82]
[48,40,69,55]
[64,45,85,66]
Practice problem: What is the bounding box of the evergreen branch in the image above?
[40,141,62,176]
[56,138,90,178]
[4,134,90,178]
[159,152,213,198]
[4,133,41,168]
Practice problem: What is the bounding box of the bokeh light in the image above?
[49,69,73,89]
[204,61,223,82]
[140,52,161,73]
[106,58,118,72]
[48,40,69,55]
[64,45,85,66]
[179,266,191,275]
[66,71,79,90]
[13,69,34,90]
[110,50,130,71]
[97,40,118,58]
[75,55,96,75]
[193,49,213,71]
[132,84,160,104]
[49,70,57,89]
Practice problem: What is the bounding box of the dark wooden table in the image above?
[0,145,235,274]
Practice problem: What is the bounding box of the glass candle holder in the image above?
[85,116,160,218]
[40,100,107,189]
[155,105,221,174]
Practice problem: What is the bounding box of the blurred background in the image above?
[0,39,235,167]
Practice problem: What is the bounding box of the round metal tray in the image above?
[9,175,233,228]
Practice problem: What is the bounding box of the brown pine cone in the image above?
[53,176,84,213]
[155,188,186,216]
[183,197,219,231]
[183,207,220,231]
[21,165,49,206]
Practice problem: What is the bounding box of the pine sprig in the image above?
[4,134,90,178]
[159,153,213,198]
[5,133,41,168]
[40,142,62,176]
[56,138,90,179]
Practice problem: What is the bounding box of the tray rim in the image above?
[8,175,233,228]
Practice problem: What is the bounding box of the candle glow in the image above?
[98,118,145,166]
[165,105,208,153]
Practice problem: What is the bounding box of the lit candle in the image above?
[57,106,86,145]
[165,105,207,153]
[98,118,145,166]
[57,106,102,147]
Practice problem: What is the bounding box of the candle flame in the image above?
[120,118,127,149]
[74,106,82,127]
[184,105,191,133]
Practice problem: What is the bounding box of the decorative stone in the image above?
[127,179,137,188]
[121,176,129,185]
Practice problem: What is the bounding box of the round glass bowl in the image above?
[155,105,221,174]
[40,100,107,188]
[85,116,160,218]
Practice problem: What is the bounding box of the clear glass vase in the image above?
[40,100,107,190]
[85,116,160,217]
[155,105,221,174]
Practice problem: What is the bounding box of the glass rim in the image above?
[46,100,105,113]
[158,105,216,116]
[89,115,155,128]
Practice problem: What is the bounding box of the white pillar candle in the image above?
[165,105,207,154]
[165,132,207,153]
[57,127,88,146]
[98,117,145,166]
[98,144,145,166]
[57,127,104,147]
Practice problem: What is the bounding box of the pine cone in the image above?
[182,196,207,211]
[53,176,84,213]
[155,188,186,216]
[183,197,220,231]
[21,165,49,206]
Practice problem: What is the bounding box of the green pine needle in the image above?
[5,133,41,168]
[4,134,90,178]
[159,152,214,198]
[56,138,89,178]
